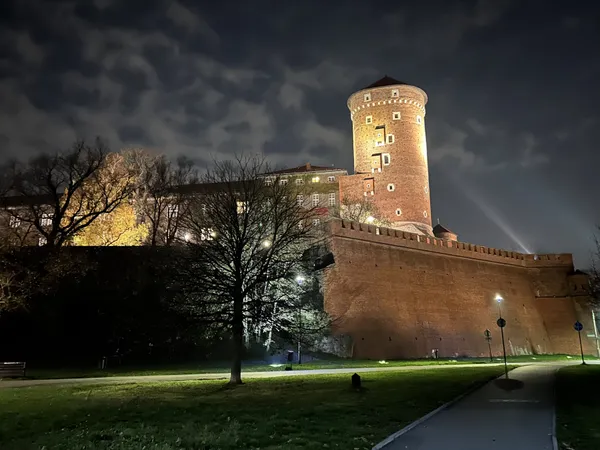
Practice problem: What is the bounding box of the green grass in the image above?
[0,366,507,450]
[22,353,592,380]
[556,364,600,450]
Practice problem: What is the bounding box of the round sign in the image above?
[574,321,583,332]
[497,318,506,328]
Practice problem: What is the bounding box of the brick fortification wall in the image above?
[324,219,596,359]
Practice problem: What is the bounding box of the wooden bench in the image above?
[0,362,26,378]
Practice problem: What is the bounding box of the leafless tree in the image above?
[4,139,135,248]
[589,229,600,309]
[332,195,391,227]
[171,155,324,384]
[125,150,198,246]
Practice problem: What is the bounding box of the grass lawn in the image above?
[0,366,506,450]
[556,364,600,450]
[22,353,591,380]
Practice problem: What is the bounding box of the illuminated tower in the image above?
[346,76,432,235]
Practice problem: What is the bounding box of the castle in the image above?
[323,76,599,359]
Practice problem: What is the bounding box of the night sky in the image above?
[0,0,598,266]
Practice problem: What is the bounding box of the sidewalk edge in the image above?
[371,369,514,450]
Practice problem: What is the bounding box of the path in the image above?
[379,364,563,450]
[0,362,541,389]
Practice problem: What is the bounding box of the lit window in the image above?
[366,115,373,124]
[237,201,247,214]
[279,178,288,185]
[395,209,402,216]
[265,177,274,185]
[391,89,399,97]
[383,153,391,165]
[393,112,401,120]
[297,194,303,206]
[9,216,20,228]
[312,193,319,207]
[41,213,52,227]
[416,115,422,124]
[328,176,335,182]
[329,192,336,206]
[38,236,47,246]
[311,176,320,183]
[423,211,428,218]
[313,218,321,226]
[387,134,395,144]
[201,228,214,241]
[387,183,395,192]
[375,135,384,146]
[295,178,304,185]
[364,93,371,102]
[167,204,179,219]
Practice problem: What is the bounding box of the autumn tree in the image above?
[171,155,324,384]
[124,150,198,246]
[5,139,135,248]
[71,202,148,246]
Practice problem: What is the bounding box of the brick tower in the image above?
[341,76,432,235]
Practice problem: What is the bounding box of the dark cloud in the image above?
[0,0,599,265]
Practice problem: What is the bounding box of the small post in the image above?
[484,329,492,362]
[351,373,361,390]
[574,321,586,365]
[497,318,508,379]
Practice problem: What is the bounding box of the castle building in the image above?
[325,76,599,359]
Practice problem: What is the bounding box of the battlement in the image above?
[330,219,573,269]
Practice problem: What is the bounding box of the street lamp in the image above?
[366,216,375,224]
[262,239,272,248]
[295,275,305,284]
[495,294,508,379]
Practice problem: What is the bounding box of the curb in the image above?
[372,369,515,450]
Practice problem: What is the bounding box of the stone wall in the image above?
[323,219,596,359]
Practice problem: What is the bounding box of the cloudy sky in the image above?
[0,0,599,266]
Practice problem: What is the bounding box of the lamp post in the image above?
[495,294,509,379]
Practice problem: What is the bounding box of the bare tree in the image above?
[332,195,391,227]
[589,229,600,308]
[125,150,198,246]
[171,155,323,384]
[5,140,135,248]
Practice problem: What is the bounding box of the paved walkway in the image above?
[0,362,540,389]
[380,364,563,450]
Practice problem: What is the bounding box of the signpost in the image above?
[496,317,508,379]
[574,321,586,365]
[484,329,493,362]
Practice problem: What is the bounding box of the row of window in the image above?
[9,214,52,228]
[363,89,402,102]
[365,114,422,124]
[297,193,336,207]
[267,175,336,186]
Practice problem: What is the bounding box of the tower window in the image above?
[416,115,422,124]
[423,211,428,218]
[327,175,336,182]
[366,115,373,124]
[391,89,399,97]
[387,183,395,192]
[295,178,304,185]
[386,134,395,144]
[396,208,402,216]
[393,112,401,120]
[297,194,303,206]
[364,93,371,102]
[312,193,320,207]
[329,192,336,206]
[382,153,391,165]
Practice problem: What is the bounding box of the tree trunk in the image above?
[230,294,244,384]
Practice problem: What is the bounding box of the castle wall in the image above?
[324,219,596,359]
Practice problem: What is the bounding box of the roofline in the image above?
[347,83,428,108]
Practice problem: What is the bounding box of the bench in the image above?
[0,362,26,378]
